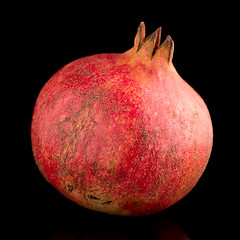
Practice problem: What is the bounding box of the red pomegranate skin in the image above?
[31,22,213,216]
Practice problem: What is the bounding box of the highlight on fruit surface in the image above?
[31,22,213,216]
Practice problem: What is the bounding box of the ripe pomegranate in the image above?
[31,22,213,216]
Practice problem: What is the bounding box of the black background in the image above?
[9,3,237,239]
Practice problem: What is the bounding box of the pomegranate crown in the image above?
[129,22,174,65]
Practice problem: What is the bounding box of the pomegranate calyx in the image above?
[131,22,174,65]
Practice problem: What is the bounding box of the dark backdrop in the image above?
[10,3,236,239]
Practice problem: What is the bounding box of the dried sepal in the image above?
[154,35,174,63]
[134,22,146,52]
[137,27,162,59]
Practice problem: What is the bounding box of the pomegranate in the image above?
[31,22,213,216]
